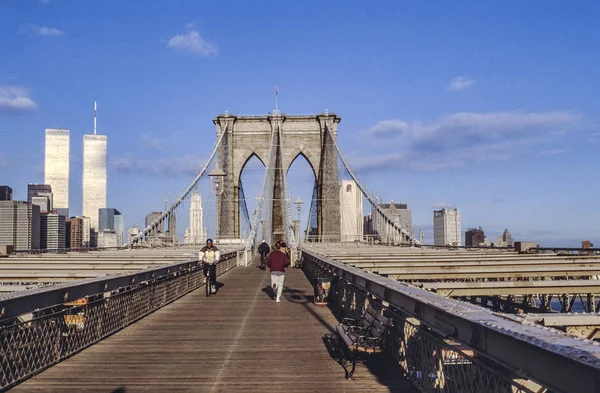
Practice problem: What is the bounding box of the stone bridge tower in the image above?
[213,113,341,242]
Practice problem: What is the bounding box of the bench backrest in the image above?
[360,304,390,340]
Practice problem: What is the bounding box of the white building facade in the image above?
[97,230,118,248]
[40,212,66,250]
[433,208,461,246]
[339,180,363,242]
[184,188,205,245]
[44,129,70,212]
[82,134,107,230]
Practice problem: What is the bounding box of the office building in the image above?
[433,208,461,246]
[28,184,52,202]
[145,212,164,239]
[166,212,177,243]
[82,134,107,229]
[40,211,66,250]
[114,214,125,246]
[81,216,91,247]
[66,217,84,248]
[44,129,70,212]
[0,186,12,201]
[31,196,51,214]
[99,208,119,231]
[99,208,124,246]
[465,227,485,247]
[97,230,118,248]
[0,201,40,250]
[502,229,514,247]
[184,188,205,245]
[372,201,413,244]
[339,180,363,242]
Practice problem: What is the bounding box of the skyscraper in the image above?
[31,196,51,213]
[502,229,514,247]
[145,212,163,239]
[0,186,12,201]
[28,184,52,203]
[40,212,66,250]
[66,217,84,248]
[433,208,461,246]
[81,216,91,247]
[339,180,363,242]
[44,129,70,213]
[0,201,40,250]
[465,227,485,247]
[185,188,204,245]
[372,201,413,244]
[99,208,124,246]
[82,134,107,229]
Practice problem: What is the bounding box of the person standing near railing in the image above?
[266,241,289,302]
[199,239,220,294]
[258,240,270,269]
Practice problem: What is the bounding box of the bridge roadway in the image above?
[10,259,418,393]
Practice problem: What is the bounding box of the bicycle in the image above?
[260,253,268,270]
[204,262,216,297]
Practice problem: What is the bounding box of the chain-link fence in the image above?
[304,256,545,393]
[0,253,238,391]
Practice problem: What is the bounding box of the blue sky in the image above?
[1,1,599,246]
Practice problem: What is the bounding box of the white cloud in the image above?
[536,148,569,157]
[19,23,64,37]
[587,132,600,143]
[0,86,37,112]
[446,76,475,91]
[432,201,454,209]
[111,154,206,177]
[140,132,162,149]
[352,111,581,173]
[167,27,217,57]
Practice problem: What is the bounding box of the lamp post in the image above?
[294,196,303,243]
[209,163,226,241]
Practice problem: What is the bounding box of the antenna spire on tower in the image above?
[93,101,97,135]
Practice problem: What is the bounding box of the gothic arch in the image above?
[285,148,319,178]
[234,148,267,186]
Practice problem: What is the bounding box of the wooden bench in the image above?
[334,304,391,379]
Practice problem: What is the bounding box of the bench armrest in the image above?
[341,318,358,326]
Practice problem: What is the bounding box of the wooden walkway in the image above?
[12,261,418,393]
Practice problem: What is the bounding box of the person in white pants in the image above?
[266,242,290,302]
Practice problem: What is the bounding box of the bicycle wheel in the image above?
[205,273,211,297]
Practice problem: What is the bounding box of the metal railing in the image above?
[0,250,240,391]
[300,246,600,393]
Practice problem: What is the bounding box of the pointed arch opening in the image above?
[238,153,266,239]
[286,152,316,244]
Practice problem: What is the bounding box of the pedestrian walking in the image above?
[266,241,289,302]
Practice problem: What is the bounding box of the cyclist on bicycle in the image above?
[258,240,270,269]
[199,239,220,294]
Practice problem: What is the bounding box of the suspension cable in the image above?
[247,117,278,248]
[129,123,228,245]
[324,122,421,246]
[276,118,297,247]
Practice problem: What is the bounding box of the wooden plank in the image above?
[11,259,418,393]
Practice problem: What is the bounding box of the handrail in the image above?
[300,246,600,393]
[0,249,241,321]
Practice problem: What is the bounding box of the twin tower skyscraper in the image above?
[44,102,107,230]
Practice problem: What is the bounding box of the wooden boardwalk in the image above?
[11,261,418,393]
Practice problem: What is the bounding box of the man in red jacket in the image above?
[266,241,289,302]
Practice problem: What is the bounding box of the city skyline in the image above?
[1,2,600,246]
